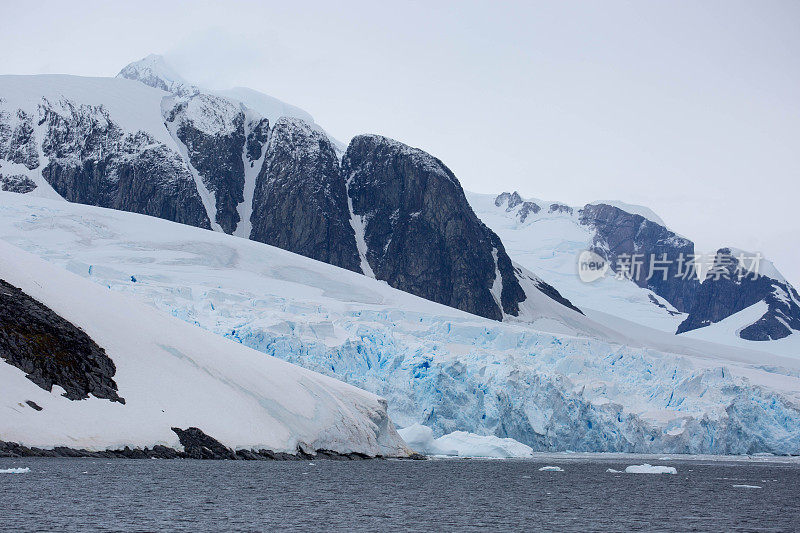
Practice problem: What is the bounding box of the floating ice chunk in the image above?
[0,467,30,474]
[397,424,533,458]
[433,431,533,458]
[625,464,677,474]
[397,423,457,456]
[538,466,563,472]
[732,484,762,489]
[606,468,622,473]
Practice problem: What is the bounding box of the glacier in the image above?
[1,192,799,454]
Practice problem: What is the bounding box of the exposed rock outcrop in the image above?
[250,117,361,272]
[344,135,526,320]
[0,427,386,460]
[0,174,36,193]
[1,109,39,169]
[0,279,123,403]
[165,94,246,233]
[36,99,211,229]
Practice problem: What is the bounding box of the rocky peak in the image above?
[548,203,573,215]
[117,54,198,96]
[164,93,247,234]
[494,191,525,210]
[344,135,526,320]
[494,192,542,223]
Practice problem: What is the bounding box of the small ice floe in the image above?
[538,466,563,472]
[606,468,622,473]
[625,464,677,474]
[0,467,30,474]
[732,484,762,489]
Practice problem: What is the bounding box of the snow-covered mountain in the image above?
[0,236,409,458]
[1,193,798,454]
[0,56,582,324]
[470,191,800,353]
[3,56,799,456]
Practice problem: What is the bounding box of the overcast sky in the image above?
[2,0,799,284]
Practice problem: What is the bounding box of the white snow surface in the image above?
[234,110,268,238]
[1,193,800,454]
[176,93,242,136]
[214,87,314,129]
[398,424,533,458]
[0,236,409,456]
[624,464,677,474]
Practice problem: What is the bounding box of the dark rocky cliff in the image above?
[344,134,526,320]
[165,94,246,234]
[250,117,361,272]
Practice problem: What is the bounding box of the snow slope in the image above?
[1,192,799,454]
[0,236,409,456]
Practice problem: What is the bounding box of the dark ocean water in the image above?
[1,456,798,532]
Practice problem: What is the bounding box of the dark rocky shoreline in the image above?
[0,427,424,461]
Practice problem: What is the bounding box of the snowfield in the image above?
[0,237,410,457]
[1,193,799,454]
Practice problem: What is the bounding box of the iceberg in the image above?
[0,467,30,474]
[398,424,533,458]
[625,464,677,474]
